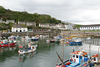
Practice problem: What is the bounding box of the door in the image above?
[79,56,82,64]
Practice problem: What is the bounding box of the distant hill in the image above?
[0,6,62,26]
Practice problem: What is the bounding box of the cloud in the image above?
[0,0,100,25]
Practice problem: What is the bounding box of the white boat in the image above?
[18,44,37,54]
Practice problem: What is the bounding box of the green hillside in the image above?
[0,6,62,26]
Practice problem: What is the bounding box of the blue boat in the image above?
[31,36,39,41]
[66,37,82,46]
[69,41,82,46]
[31,38,39,41]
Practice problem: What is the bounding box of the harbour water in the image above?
[0,38,100,67]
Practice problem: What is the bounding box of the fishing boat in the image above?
[91,54,98,63]
[18,43,37,54]
[8,36,16,40]
[31,36,39,41]
[0,40,16,48]
[66,36,82,46]
[16,35,21,40]
[46,39,60,43]
[56,50,91,67]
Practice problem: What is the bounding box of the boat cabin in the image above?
[91,54,98,62]
[70,51,88,64]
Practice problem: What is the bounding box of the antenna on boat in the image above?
[73,48,74,52]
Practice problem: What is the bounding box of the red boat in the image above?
[0,43,16,48]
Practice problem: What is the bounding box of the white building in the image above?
[55,23,65,30]
[65,24,74,30]
[12,24,28,32]
[49,24,56,29]
[18,21,26,25]
[6,20,15,24]
[39,23,49,28]
[56,23,63,28]
[26,22,36,26]
[0,19,5,23]
[80,24,100,30]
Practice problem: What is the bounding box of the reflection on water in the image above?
[0,47,17,61]
[19,52,36,62]
[83,38,100,45]
[0,38,100,67]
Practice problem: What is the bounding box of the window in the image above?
[73,55,75,58]
[20,30,22,32]
[94,57,96,61]
[76,55,78,58]
[16,30,18,32]
[80,56,82,59]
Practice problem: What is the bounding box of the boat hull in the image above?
[31,39,39,41]
[0,43,16,48]
[69,41,82,46]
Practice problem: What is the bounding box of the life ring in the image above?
[74,51,80,54]
[74,59,76,62]
[82,51,87,56]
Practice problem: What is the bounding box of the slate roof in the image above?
[13,24,27,28]
[80,24,100,27]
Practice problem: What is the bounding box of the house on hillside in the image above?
[26,22,36,27]
[39,23,49,28]
[56,23,63,28]
[0,20,3,23]
[6,20,15,24]
[65,24,74,30]
[49,24,56,29]
[18,21,26,25]
[56,23,65,30]
[12,24,28,32]
[80,24,100,30]
[0,19,5,23]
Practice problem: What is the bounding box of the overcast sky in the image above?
[0,0,100,25]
